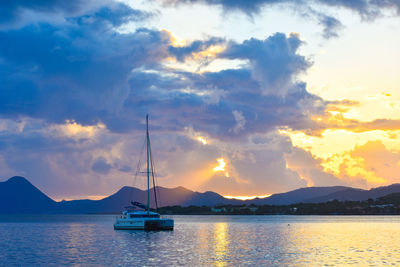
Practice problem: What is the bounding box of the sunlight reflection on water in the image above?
[213,223,228,267]
[1,215,400,266]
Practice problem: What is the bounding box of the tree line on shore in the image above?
[157,193,400,215]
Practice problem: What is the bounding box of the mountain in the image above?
[3,176,400,214]
[0,176,56,213]
[57,186,237,214]
[248,184,400,205]
[304,184,400,203]
[0,176,236,214]
[249,186,351,205]
[377,192,400,205]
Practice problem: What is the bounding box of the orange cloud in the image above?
[304,108,400,136]
[320,140,400,188]
[285,147,345,187]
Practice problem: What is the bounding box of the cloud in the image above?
[231,110,246,134]
[158,0,400,39]
[351,141,400,184]
[158,0,290,15]
[0,4,172,128]
[160,0,400,17]
[92,157,112,174]
[168,37,225,62]
[0,117,143,198]
[0,0,107,28]
[220,33,311,96]
[320,140,400,188]
[305,113,400,136]
[317,14,343,39]
[0,1,328,140]
[0,0,378,199]
[285,147,346,187]
[197,131,308,195]
[351,119,400,132]
[120,32,328,140]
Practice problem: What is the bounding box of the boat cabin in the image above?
[122,210,160,218]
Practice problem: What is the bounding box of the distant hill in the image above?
[57,186,237,214]
[249,186,351,205]
[0,176,56,213]
[3,176,400,214]
[377,192,400,204]
[304,184,400,203]
[0,176,237,214]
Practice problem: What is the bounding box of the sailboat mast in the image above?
[146,114,150,214]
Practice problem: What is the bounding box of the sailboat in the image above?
[114,115,174,230]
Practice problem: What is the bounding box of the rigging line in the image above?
[128,134,147,206]
[148,136,158,210]
[152,163,160,210]
[148,137,159,210]
[152,150,159,211]
[151,148,161,209]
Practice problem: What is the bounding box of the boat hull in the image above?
[114,218,174,231]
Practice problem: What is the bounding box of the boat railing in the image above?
[160,215,173,219]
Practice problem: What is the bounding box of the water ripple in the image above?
[1,215,400,266]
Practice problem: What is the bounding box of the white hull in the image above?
[114,217,173,230]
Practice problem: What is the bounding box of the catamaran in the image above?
[114,115,174,231]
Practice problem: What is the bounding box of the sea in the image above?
[1,215,399,266]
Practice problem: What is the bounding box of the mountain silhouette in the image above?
[0,176,56,213]
[303,184,400,203]
[56,185,237,213]
[3,176,400,214]
[249,186,351,205]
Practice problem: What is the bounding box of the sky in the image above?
[1,0,400,200]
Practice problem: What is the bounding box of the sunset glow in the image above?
[223,195,272,201]
[3,1,400,265]
[1,0,400,200]
[55,120,105,138]
[213,158,229,177]
[196,136,208,145]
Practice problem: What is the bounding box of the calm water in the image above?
[1,215,400,266]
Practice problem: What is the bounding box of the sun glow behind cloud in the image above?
[196,136,208,145]
[213,158,229,177]
[283,127,400,187]
[2,0,400,201]
[192,44,225,60]
[49,120,106,139]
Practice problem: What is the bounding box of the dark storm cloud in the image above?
[160,0,400,17]
[0,0,107,27]
[124,33,326,139]
[0,3,171,126]
[320,0,400,18]
[66,3,152,27]
[159,0,289,14]
[0,0,330,140]
[0,0,348,196]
